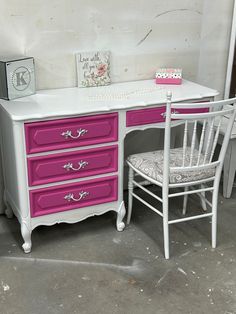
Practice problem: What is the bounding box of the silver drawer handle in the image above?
[63,160,89,171]
[160,112,166,118]
[64,191,89,202]
[61,128,88,139]
[161,110,180,118]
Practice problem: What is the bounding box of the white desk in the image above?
[0,79,218,252]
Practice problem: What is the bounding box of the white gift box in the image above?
[155,68,182,85]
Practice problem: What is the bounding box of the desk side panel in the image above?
[0,109,29,220]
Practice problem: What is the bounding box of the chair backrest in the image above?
[162,92,236,186]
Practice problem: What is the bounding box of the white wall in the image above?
[0,0,234,211]
[197,0,235,99]
[1,0,204,89]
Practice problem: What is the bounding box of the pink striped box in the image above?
[155,68,182,85]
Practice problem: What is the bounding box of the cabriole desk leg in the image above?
[116,201,126,231]
[21,222,32,253]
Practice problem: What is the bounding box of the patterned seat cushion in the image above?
[127,147,215,184]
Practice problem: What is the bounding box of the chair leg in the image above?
[182,186,189,215]
[162,198,169,259]
[211,184,219,249]
[127,167,134,225]
[200,184,207,211]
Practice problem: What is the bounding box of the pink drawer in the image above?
[177,107,209,114]
[25,112,118,154]
[126,106,166,127]
[126,105,209,126]
[30,176,118,217]
[27,145,118,186]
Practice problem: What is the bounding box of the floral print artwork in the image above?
[76,51,111,88]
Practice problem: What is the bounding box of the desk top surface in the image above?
[0,79,218,121]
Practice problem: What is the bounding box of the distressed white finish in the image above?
[127,96,236,259]
[0,79,217,252]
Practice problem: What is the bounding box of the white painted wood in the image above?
[116,201,126,232]
[169,187,214,198]
[209,116,222,162]
[197,120,206,165]
[168,213,213,225]
[0,79,218,253]
[127,167,134,225]
[182,187,188,215]
[171,98,236,108]
[0,79,218,121]
[162,91,172,259]
[199,184,207,212]
[203,118,215,164]
[131,192,163,217]
[190,120,197,166]
[182,121,188,167]
[132,180,162,203]
[30,201,121,231]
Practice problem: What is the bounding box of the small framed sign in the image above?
[76,51,111,88]
[0,57,36,100]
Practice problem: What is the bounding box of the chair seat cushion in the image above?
[127,147,215,184]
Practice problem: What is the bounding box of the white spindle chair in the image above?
[126,93,236,259]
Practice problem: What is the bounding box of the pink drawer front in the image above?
[126,106,166,127]
[25,112,118,154]
[126,105,209,127]
[177,107,209,114]
[27,145,118,186]
[30,176,118,217]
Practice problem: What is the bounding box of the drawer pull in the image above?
[64,191,89,202]
[63,160,89,171]
[161,110,179,118]
[61,128,88,139]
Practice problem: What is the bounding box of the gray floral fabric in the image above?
[127,147,215,184]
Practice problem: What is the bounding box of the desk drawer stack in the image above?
[25,113,119,218]
[0,110,126,253]
[25,113,118,217]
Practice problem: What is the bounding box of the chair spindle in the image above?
[182,120,188,167]
[203,118,215,164]
[197,119,207,166]
[209,116,223,163]
[189,120,198,166]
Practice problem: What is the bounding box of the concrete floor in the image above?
[0,187,236,314]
